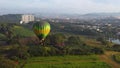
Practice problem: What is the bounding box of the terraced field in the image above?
[23,55,111,68]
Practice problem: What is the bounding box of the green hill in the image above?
[0,14,21,23]
[13,25,35,37]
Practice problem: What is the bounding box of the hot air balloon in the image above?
[33,21,51,43]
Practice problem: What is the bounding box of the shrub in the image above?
[0,57,17,68]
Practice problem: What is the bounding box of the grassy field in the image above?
[13,26,35,37]
[23,55,111,68]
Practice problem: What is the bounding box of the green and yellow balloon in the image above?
[33,21,51,42]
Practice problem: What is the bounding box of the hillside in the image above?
[0,14,21,23]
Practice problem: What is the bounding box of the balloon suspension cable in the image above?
[40,39,45,46]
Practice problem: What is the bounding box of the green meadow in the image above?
[23,55,111,68]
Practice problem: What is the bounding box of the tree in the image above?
[0,56,17,68]
[45,33,66,46]
[28,45,60,56]
[91,47,104,54]
[96,37,108,46]
[9,45,29,60]
[62,46,71,55]
[0,23,15,44]
[66,36,83,46]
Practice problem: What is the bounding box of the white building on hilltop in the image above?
[20,14,35,24]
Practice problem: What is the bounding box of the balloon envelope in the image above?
[33,21,51,41]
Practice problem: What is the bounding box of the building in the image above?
[21,14,35,24]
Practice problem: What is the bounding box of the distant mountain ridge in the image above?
[34,12,120,19]
[83,13,120,16]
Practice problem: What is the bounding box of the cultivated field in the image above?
[23,55,111,68]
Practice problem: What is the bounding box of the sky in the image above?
[0,0,120,14]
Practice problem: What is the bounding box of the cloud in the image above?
[0,0,120,14]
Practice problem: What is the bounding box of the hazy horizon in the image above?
[0,0,120,14]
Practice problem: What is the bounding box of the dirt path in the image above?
[99,51,120,68]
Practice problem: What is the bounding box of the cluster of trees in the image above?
[0,33,105,59]
[0,23,15,44]
[110,44,120,52]
[50,22,100,36]
[0,56,17,68]
[0,23,34,45]
[96,37,109,46]
[0,23,105,68]
[0,32,105,68]
[0,14,21,23]
[23,34,104,57]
